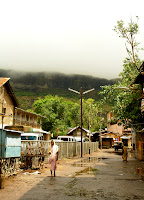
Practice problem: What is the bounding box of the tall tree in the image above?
[33,95,69,137]
[100,17,143,126]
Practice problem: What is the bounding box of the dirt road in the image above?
[0,149,144,200]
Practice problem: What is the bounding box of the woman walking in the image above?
[48,140,59,177]
[122,141,128,162]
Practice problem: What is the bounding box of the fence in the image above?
[21,141,99,162]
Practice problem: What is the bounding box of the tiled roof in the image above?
[0,77,10,87]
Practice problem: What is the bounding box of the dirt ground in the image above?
[0,149,144,200]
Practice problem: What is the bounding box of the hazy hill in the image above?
[0,69,118,109]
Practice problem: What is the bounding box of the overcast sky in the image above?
[0,0,144,79]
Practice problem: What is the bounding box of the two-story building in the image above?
[106,112,132,149]
[0,77,50,140]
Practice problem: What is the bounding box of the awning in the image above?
[33,128,50,134]
[121,136,132,139]
[101,136,114,139]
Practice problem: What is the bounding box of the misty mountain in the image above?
[0,69,119,109]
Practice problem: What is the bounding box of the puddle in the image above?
[108,150,136,158]
[71,157,109,167]
[98,157,109,160]
[79,157,108,163]
[71,163,89,167]
[75,167,99,176]
[84,157,99,162]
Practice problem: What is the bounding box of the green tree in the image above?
[70,102,81,127]
[82,99,100,131]
[100,17,143,126]
[33,95,69,137]
[33,94,103,135]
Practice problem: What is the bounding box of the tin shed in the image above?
[0,129,21,158]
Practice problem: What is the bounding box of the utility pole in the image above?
[89,109,91,159]
[99,113,104,150]
[100,118,102,149]
[68,87,94,157]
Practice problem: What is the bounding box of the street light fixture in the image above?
[68,87,94,157]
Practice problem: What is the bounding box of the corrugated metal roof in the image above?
[2,128,22,134]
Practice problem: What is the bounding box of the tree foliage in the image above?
[100,17,143,126]
[33,95,103,137]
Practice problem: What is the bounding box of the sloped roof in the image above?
[67,126,89,135]
[0,77,19,107]
[15,107,45,118]
[0,77,10,87]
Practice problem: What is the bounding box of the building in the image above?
[0,78,18,127]
[133,62,144,160]
[106,112,132,149]
[101,132,118,149]
[107,112,123,136]
[67,126,89,138]
[0,77,50,140]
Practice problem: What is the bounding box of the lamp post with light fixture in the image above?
[68,87,94,157]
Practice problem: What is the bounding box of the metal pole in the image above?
[89,110,91,160]
[89,110,91,148]
[100,121,102,149]
[68,87,95,158]
[80,87,83,158]
[100,113,102,150]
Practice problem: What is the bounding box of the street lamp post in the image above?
[99,115,104,150]
[89,109,91,159]
[68,87,94,157]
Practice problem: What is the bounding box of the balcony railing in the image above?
[14,119,41,129]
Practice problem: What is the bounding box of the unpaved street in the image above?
[0,149,144,200]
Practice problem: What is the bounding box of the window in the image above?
[61,138,68,141]
[3,108,6,114]
[21,136,37,140]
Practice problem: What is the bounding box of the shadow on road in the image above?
[18,153,144,200]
